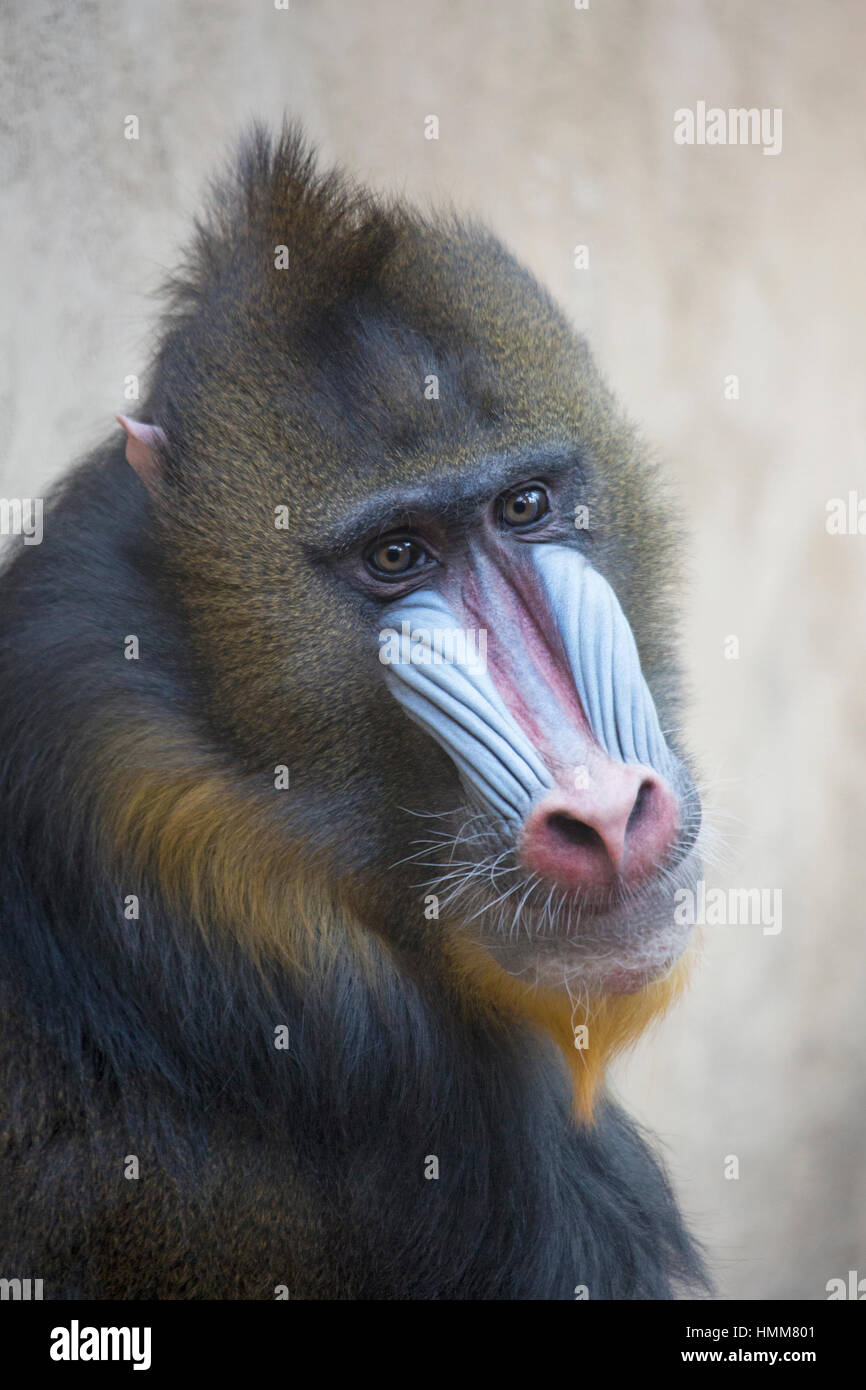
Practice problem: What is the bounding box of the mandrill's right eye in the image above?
[365,535,432,580]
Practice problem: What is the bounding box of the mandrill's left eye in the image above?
[365,535,432,579]
[500,485,550,529]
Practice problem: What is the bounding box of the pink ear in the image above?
[116,415,166,488]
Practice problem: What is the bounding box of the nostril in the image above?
[625,778,655,836]
[523,803,619,894]
[546,811,605,854]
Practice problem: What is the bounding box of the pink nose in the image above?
[519,763,679,894]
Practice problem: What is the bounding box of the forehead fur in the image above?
[148,123,612,508]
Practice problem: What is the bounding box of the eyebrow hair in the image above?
[308,443,585,556]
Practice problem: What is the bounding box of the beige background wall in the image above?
[2,0,864,1299]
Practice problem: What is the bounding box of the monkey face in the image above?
[153,427,698,998]
[359,461,701,995]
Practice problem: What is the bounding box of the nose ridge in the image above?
[518,763,679,894]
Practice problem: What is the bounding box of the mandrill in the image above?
[0,125,708,1299]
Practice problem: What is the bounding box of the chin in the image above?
[463,846,702,998]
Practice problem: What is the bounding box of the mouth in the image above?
[408,807,701,994]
